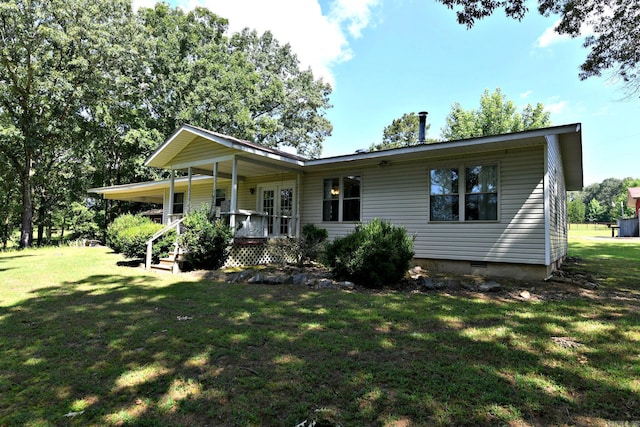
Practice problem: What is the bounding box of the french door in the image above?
[259,182,295,237]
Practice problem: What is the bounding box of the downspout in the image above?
[296,173,301,238]
[543,137,551,267]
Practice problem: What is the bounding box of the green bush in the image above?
[178,208,232,270]
[324,218,414,288]
[106,214,148,253]
[301,223,328,261]
[106,214,175,261]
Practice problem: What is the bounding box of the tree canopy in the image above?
[441,88,551,140]
[0,1,333,247]
[369,112,437,151]
[435,0,640,96]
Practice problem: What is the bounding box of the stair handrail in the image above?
[145,217,186,270]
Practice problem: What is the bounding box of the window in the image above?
[172,192,184,214]
[323,175,361,222]
[214,188,226,207]
[429,165,497,221]
[465,166,497,220]
[430,168,459,221]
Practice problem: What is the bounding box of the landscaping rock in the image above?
[420,278,436,290]
[479,282,502,292]
[519,290,531,300]
[581,282,599,290]
[337,281,355,290]
[316,278,335,289]
[247,273,262,284]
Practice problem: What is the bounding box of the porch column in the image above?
[230,156,238,229]
[296,173,301,238]
[169,169,175,223]
[187,166,192,214]
[211,162,218,217]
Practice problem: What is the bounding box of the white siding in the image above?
[546,135,568,263]
[300,146,547,265]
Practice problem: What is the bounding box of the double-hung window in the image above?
[323,175,361,222]
[172,192,184,215]
[429,165,497,221]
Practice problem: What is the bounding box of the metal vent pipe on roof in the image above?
[418,111,428,143]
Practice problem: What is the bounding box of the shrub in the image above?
[301,223,329,261]
[106,214,175,261]
[324,218,414,288]
[106,214,148,253]
[178,208,232,270]
[267,224,328,266]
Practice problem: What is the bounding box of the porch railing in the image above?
[145,216,185,270]
[221,210,299,238]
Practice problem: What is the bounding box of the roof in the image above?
[146,124,307,169]
[91,122,584,200]
[304,123,583,190]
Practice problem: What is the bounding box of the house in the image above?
[89,121,583,280]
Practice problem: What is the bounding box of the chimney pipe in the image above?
[418,111,428,143]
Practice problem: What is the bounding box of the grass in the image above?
[0,231,639,426]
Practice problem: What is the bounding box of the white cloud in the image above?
[546,100,567,115]
[520,90,533,99]
[132,0,382,86]
[534,21,570,48]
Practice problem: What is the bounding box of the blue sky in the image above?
[134,0,639,186]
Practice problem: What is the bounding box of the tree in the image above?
[369,112,437,151]
[134,6,332,159]
[0,0,134,248]
[586,198,606,223]
[435,0,640,96]
[567,191,586,223]
[441,88,551,140]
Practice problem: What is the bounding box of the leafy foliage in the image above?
[268,224,329,266]
[441,88,551,140]
[178,208,233,270]
[324,219,414,288]
[0,1,333,248]
[106,214,174,261]
[370,112,437,151]
[435,0,640,96]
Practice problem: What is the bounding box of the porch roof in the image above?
[88,175,218,203]
[145,124,306,179]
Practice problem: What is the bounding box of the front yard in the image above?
[0,230,638,426]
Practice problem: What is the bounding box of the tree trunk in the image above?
[19,164,33,249]
[37,203,45,247]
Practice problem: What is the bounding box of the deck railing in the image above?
[221,210,298,239]
[145,216,185,270]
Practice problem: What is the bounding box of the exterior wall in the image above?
[161,173,300,224]
[546,135,568,267]
[300,146,547,268]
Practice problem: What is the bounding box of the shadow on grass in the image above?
[1,274,638,426]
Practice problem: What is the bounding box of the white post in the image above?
[230,156,238,229]
[211,162,218,217]
[169,169,175,223]
[187,167,192,214]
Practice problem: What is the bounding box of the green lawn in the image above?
[1,233,638,426]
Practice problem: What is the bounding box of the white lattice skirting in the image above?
[223,241,295,268]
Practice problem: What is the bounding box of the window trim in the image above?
[322,174,362,223]
[428,163,499,223]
